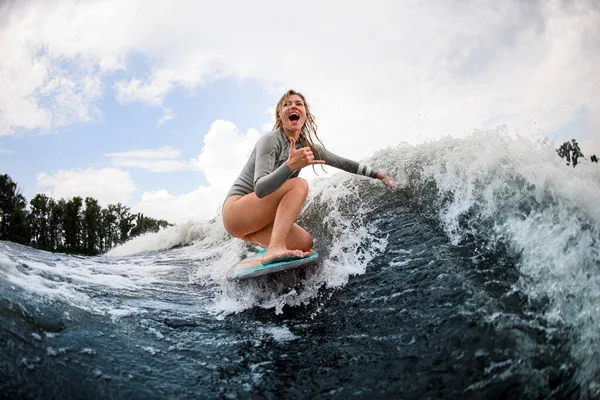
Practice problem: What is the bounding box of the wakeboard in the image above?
[227,249,320,281]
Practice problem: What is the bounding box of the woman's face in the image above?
[279,94,307,133]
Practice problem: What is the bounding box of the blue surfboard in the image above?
[227,249,320,281]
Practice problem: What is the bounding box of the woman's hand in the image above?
[377,172,400,191]
[286,137,326,171]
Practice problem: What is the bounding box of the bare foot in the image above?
[261,247,310,265]
[234,256,262,270]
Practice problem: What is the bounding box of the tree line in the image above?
[0,173,172,255]
[556,139,598,167]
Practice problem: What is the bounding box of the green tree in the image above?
[556,139,584,167]
[130,213,172,237]
[49,198,65,251]
[0,173,173,254]
[110,203,135,245]
[82,197,102,255]
[63,196,83,253]
[101,206,118,251]
[157,219,170,230]
[0,174,30,245]
[29,193,52,250]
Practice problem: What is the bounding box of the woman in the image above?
[222,90,396,266]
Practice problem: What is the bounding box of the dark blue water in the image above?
[1,132,599,399]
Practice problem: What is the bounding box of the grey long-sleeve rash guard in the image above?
[225,128,379,199]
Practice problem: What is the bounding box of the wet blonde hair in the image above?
[273,90,325,155]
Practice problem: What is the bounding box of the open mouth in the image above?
[289,113,300,121]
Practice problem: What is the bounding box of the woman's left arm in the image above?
[315,146,398,190]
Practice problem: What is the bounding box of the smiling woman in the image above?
[221,90,398,266]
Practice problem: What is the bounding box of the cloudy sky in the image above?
[1,0,598,223]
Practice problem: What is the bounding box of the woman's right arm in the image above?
[315,145,398,190]
[253,136,295,198]
[253,136,326,198]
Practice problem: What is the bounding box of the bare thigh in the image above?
[222,178,306,237]
[222,178,313,250]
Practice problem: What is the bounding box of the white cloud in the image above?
[106,146,182,160]
[261,107,276,133]
[157,108,174,127]
[108,158,193,173]
[0,1,106,135]
[2,0,598,146]
[36,168,136,205]
[103,119,258,182]
[134,188,220,224]
[113,75,172,107]
[33,127,255,222]
[193,120,260,193]
[130,120,261,223]
[105,146,193,172]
